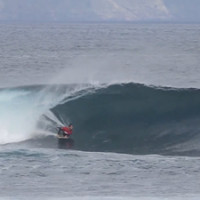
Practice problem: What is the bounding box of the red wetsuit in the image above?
[62,127,72,136]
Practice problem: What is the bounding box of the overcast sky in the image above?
[0,0,199,22]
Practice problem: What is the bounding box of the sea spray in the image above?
[0,84,99,144]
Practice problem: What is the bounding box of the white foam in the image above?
[0,84,98,144]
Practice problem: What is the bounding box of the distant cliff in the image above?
[0,0,198,22]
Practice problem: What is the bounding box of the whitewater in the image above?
[0,23,200,199]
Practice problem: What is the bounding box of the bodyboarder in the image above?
[57,123,73,138]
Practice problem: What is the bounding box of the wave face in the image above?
[52,83,200,155]
[1,83,200,155]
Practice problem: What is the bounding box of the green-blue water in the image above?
[1,23,200,199]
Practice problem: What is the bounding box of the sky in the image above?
[0,0,199,22]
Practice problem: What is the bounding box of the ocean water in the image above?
[0,23,200,199]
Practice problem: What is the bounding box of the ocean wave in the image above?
[50,83,200,155]
[1,83,200,155]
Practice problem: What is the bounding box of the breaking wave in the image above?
[1,83,200,155]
